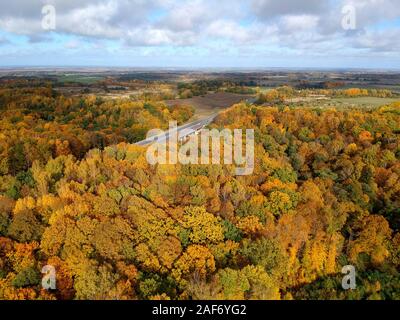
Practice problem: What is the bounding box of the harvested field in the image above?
[165,92,255,119]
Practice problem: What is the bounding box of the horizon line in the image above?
[1,66,400,72]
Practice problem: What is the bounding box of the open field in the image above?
[165,92,255,119]
[330,96,399,107]
[55,74,105,84]
[285,96,399,109]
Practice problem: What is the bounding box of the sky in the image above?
[0,0,399,69]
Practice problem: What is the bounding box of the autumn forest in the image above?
[0,74,400,301]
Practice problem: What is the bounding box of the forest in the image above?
[177,80,257,98]
[0,78,400,300]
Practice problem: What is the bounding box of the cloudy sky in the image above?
[0,0,399,68]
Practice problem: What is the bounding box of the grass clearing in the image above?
[331,97,399,107]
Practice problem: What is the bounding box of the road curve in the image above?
[135,113,218,146]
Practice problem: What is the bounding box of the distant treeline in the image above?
[177,80,257,98]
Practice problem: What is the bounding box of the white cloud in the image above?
[280,15,319,32]
[252,0,328,20]
[158,0,209,31]
[0,17,42,35]
[125,27,196,46]
[57,1,121,38]
[0,0,399,58]
[205,20,258,44]
[353,28,400,52]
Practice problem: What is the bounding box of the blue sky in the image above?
[0,0,399,69]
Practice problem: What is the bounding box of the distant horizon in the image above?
[1,65,400,72]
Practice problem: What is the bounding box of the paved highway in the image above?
[135,114,218,146]
[135,95,256,146]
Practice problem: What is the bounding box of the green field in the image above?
[56,74,104,84]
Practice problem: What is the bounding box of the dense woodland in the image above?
[0,79,400,300]
[0,81,193,178]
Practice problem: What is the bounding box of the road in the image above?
[135,114,218,146]
[135,95,256,146]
